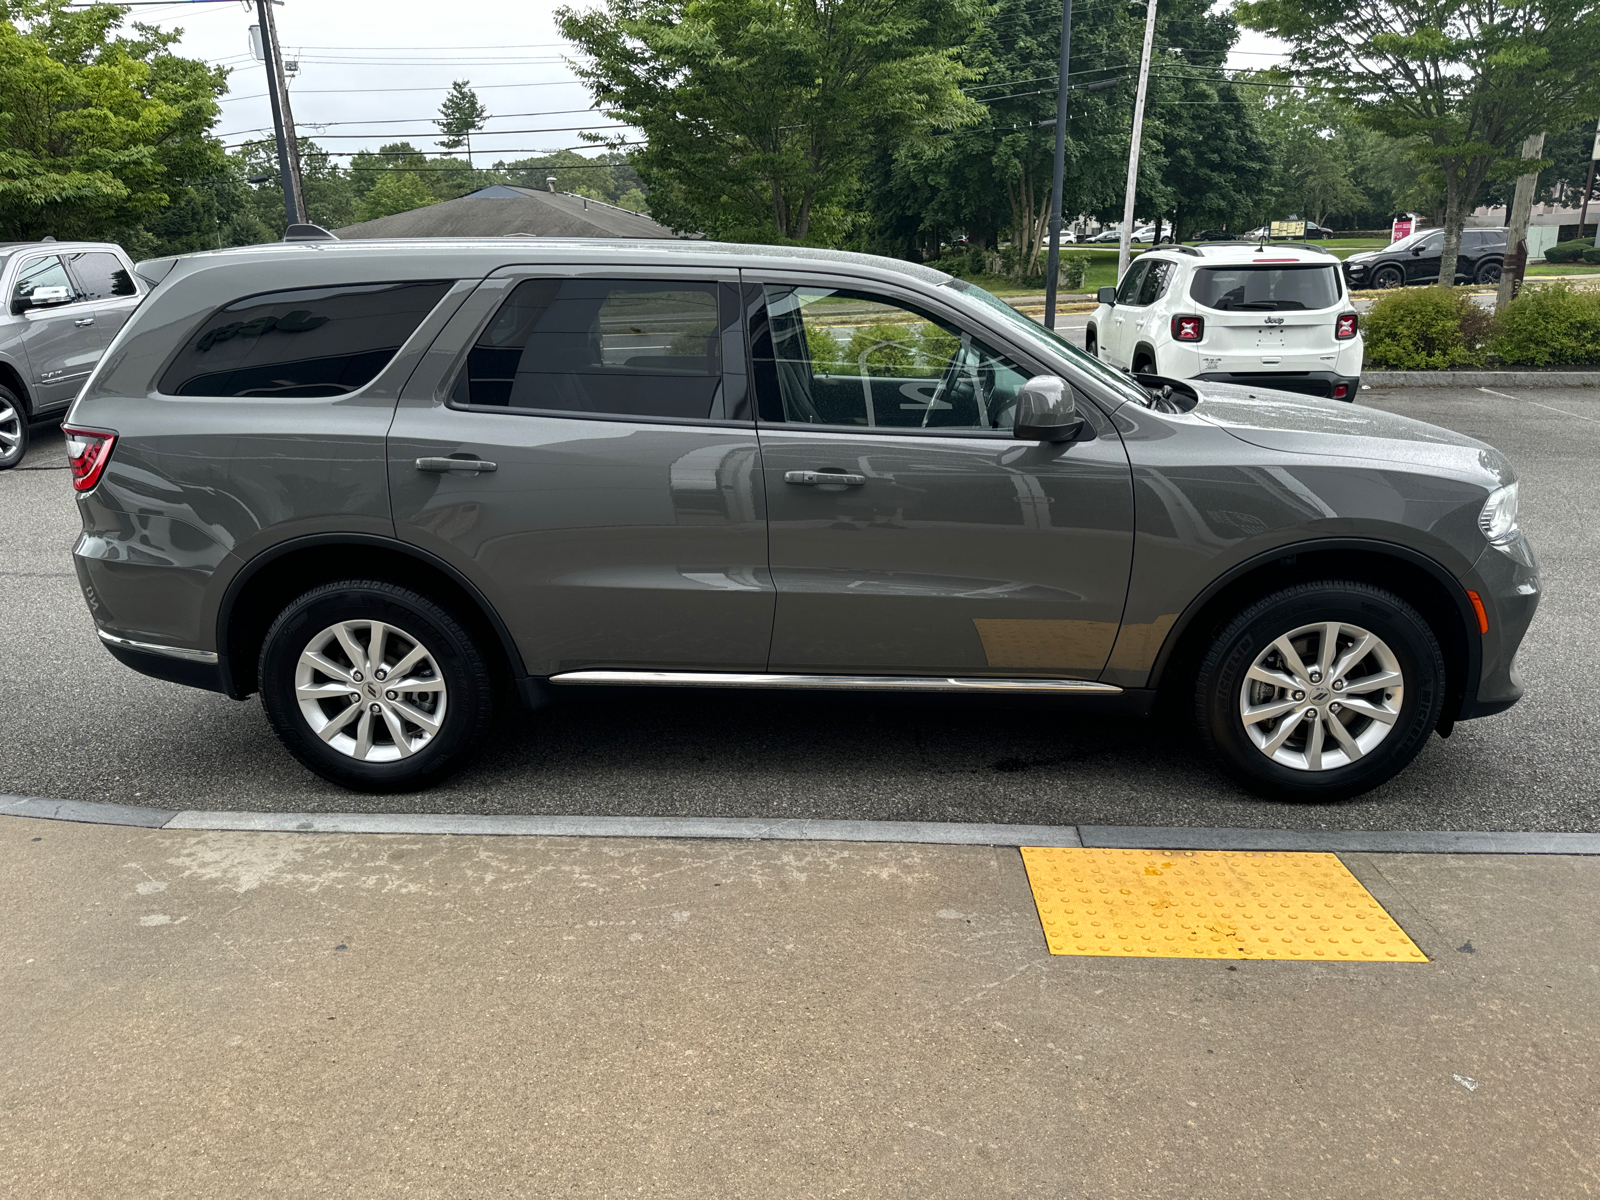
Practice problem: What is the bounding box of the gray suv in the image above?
[64,237,1539,801]
[0,241,141,468]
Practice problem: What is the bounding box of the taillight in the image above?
[1170,314,1204,342]
[1335,313,1358,339]
[61,424,117,492]
[1332,383,1349,399]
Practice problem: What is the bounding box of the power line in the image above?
[216,108,609,139]
[222,80,584,102]
[222,124,631,150]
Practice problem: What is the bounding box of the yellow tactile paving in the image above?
[1020,847,1428,962]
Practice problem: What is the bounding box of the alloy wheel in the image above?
[1237,621,1404,772]
[294,619,448,761]
[0,398,22,465]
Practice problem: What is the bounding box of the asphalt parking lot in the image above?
[2,385,1595,831]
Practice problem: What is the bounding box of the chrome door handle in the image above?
[74,317,95,327]
[416,456,497,473]
[785,470,864,487]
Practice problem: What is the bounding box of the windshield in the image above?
[944,280,1151,407]
[1189,264,1341,311]
[1388,228,1440,252]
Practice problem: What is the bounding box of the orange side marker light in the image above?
[1465,590,1489,634]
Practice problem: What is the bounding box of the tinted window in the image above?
[1189,265,1341,311]
[453,279,725,420]
[1137,259,1174,305]
[755,285,1032,431]
[12,256,78,310]
[66,251,136,301]
[1114,260,1149,305]
[159,281,450,397]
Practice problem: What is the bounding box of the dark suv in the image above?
[64,237,1538,801]
[1343,228,1508,289]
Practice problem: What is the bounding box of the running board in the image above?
[546,670,1122,695]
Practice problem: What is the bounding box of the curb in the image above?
[1364,370,1600,388]
[7,794,1600,856]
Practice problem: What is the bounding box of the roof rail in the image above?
[1168,244,1202,256]
[284,223,338,243]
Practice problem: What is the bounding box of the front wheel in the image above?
[1085,328,1099,359]
[1194,581,1445,801]
[259,580,496,792]
[0,387,28,470]
[1371,265,1405,289]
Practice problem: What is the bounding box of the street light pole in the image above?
[256,0,306,228]
[1042,0,1074,330]
[1117,0,1158,282]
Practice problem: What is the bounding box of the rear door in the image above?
[387,266,774,677]
[748,274,1133,679]
[62,249,142,347]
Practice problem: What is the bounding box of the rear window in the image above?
[1188,264,1341,311]
[159,280,451,397]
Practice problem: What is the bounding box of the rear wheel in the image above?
[1132,350,1155,374]
[0,386,28,470]
[1474,259,1502,285]
[1194,581,1445,801]
[259,580,495,792]
[1371,265,1405,289]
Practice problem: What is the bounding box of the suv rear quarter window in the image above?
[158,280,451,397]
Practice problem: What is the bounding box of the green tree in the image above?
[1239,0,1600,284]
[557,0,984,242]
[235,137,357,238]
[1255,89,1366,228]
[435,79,490,167]
[354,169,440,223]
[0,0,228,243]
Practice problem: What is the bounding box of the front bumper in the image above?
[1193,370,1361,402]
[1458,531,1540,720]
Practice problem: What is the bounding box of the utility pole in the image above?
[1117,0,1158,282]
[1497,132,1545,312]
[1042,0,1074,329]
[256,0,306,228]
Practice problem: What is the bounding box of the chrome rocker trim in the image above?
[547,670,1122,694]
[97,630,219,665]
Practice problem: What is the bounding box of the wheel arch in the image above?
[1131,342,1158,372]
[1148,539,1479,728]
[217,534,537,706]
[0,357,31,415]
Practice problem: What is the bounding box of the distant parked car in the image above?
[1087,229,1123,243]
[1189,229,1238,243]
[1342,227,1508,289]
[1087,241,1363,401]
[0,241,141,469]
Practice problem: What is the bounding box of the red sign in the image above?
[1391,216,1414,243]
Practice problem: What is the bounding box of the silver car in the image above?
[63,236,1538,801]
[0,241,141,469]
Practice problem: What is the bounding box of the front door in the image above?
[747,277,1134,679]
[8,254,102,413]
[1103,259,1149,369]
[388,268,774,677]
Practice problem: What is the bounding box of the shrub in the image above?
[1361,288,1488,369]
[1492,284,1600,366]
[1583,246,1600,265]
[1059,253,1091,290]
[1541,239,1592,264]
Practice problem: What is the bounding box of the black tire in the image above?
[259,580,495,792]
[1085,328,1099,358]
[0,385,28,470]
[1474,259,1502,285]
[1132,351,1155,374]
[1371,265,1405,289]
[1194,581,1445,801]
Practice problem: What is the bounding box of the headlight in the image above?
[1479,482,1519,544]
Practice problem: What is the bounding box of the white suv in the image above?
[1086,243,1363,401]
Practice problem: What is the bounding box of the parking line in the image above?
[1478,386,1600,422]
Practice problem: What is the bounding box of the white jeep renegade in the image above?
[1086,243,1363,401]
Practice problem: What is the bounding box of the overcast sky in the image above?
[125,0,1289,162]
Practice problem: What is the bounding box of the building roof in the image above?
[333,186,684,240]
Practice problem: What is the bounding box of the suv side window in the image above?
[1114,260,1150,306]
[1137,259,1173,305]
[158,280,451,397]
[65,251,137,301]
[12,256,80,313]
[452,278,732,420]
[752,284,1033,432]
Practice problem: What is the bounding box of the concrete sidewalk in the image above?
[3,814,1597,1197]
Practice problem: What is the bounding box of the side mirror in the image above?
[23,285,73,309]
[1097,286,1117,305]
[1013,375,1082,443]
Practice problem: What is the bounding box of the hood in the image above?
[1343,250,1378,265]
[1185,380,1513,487]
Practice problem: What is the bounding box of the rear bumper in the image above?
[97,631,230,695]
[1193,370,1360,401]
